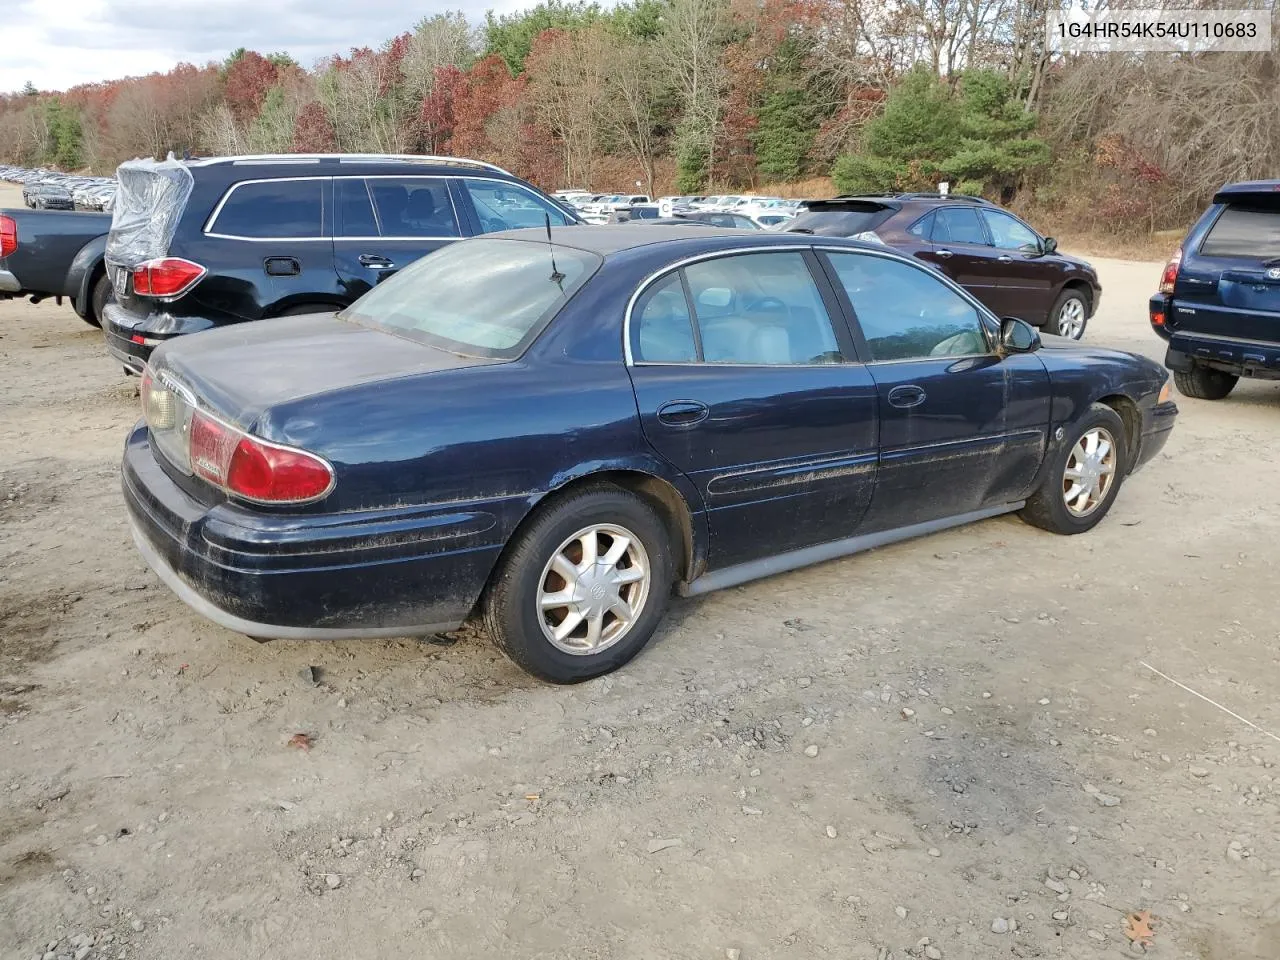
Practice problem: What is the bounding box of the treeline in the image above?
[2,0,1277,235]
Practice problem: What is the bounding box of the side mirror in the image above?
[1042,236,1058,255]
[1000,317,1041,353]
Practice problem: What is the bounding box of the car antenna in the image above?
[544,213,566,287]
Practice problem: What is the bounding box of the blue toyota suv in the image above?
[1151,180,1280,399]
[103,153,582,374]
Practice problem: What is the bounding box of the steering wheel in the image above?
[482,217,507,233]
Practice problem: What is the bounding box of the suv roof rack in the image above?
[890,192,994,204]
[827,192,992,204]
[189,153,513,176]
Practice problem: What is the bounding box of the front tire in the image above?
[1020,403,1127,535]
[1173,365,1237,400]
[1045,289,1089,340]
[483,485,674,683]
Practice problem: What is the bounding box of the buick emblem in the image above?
[1267,267,1280,280]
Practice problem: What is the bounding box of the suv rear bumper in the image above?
[1163,331,1280,381]
[0,269,19,294]
[104,302,218,373]
[1153,294,1280,380]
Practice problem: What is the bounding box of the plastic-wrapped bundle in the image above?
[105,153,194,268]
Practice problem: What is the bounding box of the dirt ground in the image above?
[2,182,1279,960]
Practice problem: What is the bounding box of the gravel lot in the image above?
[2,184,1278,960]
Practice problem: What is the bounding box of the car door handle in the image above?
[656,400,709,426]
[264,257,300,277]
[887,385,927,409]
[358,254,396,269]
[935,249,954,259]
[997,255,1013,263]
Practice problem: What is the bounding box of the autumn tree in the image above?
[664,0,730,191]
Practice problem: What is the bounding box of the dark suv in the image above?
[103,154,582,373]
[786,194,1101,339]
[1150,180,1280,400]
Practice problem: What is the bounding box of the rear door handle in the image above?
[264,257,300,277]
[359,254,396,269]
[935,249,954,259]
[997,255,1013,263]
[887,385,927,409]
[656,400,709,426]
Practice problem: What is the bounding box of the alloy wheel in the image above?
[537,523,651,655]
[1058,298,1086,339]
[1062,426,1117,517]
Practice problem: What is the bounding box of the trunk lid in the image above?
[151,312,496,427]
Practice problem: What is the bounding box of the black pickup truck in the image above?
[0,207,113,327]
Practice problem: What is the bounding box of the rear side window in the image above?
[466,181,574,232]
[930,208,989,245]
[366,178,459,238]
[335,178,378,237]
[1200,204,1280,259]
[210,180,323,239]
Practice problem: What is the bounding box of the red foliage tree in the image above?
[224,51,279,123]
[291,101,336,152]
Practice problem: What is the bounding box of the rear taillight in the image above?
[133,257,206,299]
[143,366,334,504]
[0,215,16,258]
[189,409,333,504]
[1159,248,1182,294]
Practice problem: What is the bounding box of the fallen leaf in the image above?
[1124,910,1155,946]
[287,733,312,752]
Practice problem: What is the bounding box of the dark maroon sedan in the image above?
[787,194,1101,340]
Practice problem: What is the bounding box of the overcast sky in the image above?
[2,0,528,95]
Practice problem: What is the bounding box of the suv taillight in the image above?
[133,257,206,299]
[0,215,16,258]
[1159,248,1182,294]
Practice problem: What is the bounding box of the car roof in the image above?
[490,224,872,256]
[1213,180,1280,203]
[183,154,519,184]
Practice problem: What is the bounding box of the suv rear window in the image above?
[1200,204,1280,259]
[209,179,323,239]
[787,205,894,236]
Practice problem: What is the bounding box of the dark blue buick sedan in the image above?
[123,226,1177,682]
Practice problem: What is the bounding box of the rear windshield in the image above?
[786,206,894,236]
[340,237,601,359]
[1200,203,1280,259]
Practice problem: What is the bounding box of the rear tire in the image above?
[1044,289,1089,340]
[1173,365,1237,400]
[83,273,111,329]
[483,484,674,683]
[1020,403,1128,535]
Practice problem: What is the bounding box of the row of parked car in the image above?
[2,165,117,211]
[554,190,802,230]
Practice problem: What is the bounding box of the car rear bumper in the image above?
[1132,400,1177,473]
[122,422,504,639]
[0,268,19,293]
